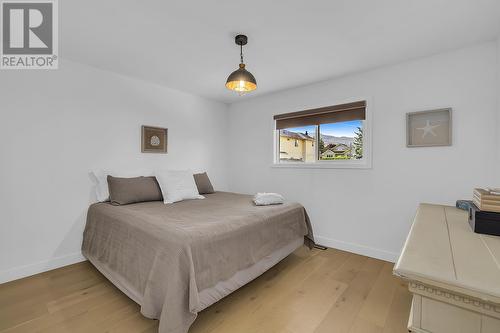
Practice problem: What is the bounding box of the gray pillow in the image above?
[107,176,163,205]
[193,172,215,194]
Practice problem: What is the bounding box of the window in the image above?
[274,101,369,167]
[319,120,363,160]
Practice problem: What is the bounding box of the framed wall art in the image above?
[141,125,168,153]
[406,108,452,147]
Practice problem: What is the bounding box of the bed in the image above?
[82,191,313,333]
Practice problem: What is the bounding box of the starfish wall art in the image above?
[406,108,452,147]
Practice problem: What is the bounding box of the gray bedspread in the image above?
[82,191,312,333]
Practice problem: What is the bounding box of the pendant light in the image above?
[225,34,257,95]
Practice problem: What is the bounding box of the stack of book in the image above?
[473,188,500,213]
[468,188,500,236]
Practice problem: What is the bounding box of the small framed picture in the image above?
[141,126,168,153]
[406,108,452,147]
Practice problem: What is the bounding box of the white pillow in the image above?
[253,193,285,206]
[90,169,152,202]
[155,170,205,204]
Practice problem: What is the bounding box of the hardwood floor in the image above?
[0,247,411,333]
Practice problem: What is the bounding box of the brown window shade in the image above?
[274,101,366,130]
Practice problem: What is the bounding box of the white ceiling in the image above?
[61,0,500,103]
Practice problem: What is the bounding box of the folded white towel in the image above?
[253,192,285,206]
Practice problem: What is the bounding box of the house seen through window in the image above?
[275,101,366,164]
[319,120,363,160]
[279,126,316,162]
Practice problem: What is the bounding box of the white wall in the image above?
[227,42,498,261]
[0,60,229,283]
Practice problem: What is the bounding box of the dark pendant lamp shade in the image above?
[226,34,257,94]
[225,63,257,92]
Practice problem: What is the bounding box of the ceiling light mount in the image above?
[235,34,248,46]
[225,34,257,95]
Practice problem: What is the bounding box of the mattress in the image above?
[82,191,312,333]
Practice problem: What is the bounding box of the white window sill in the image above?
[271,161,372,169]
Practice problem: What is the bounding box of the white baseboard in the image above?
[0,252,86,284]
[314,235,400,263]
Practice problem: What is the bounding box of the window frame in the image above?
[272,99,372,169]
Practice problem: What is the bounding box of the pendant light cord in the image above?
[240,43,244,64]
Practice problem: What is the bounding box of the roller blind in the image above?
[274,101,366,130]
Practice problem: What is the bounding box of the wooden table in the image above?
[394,203,500,333]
